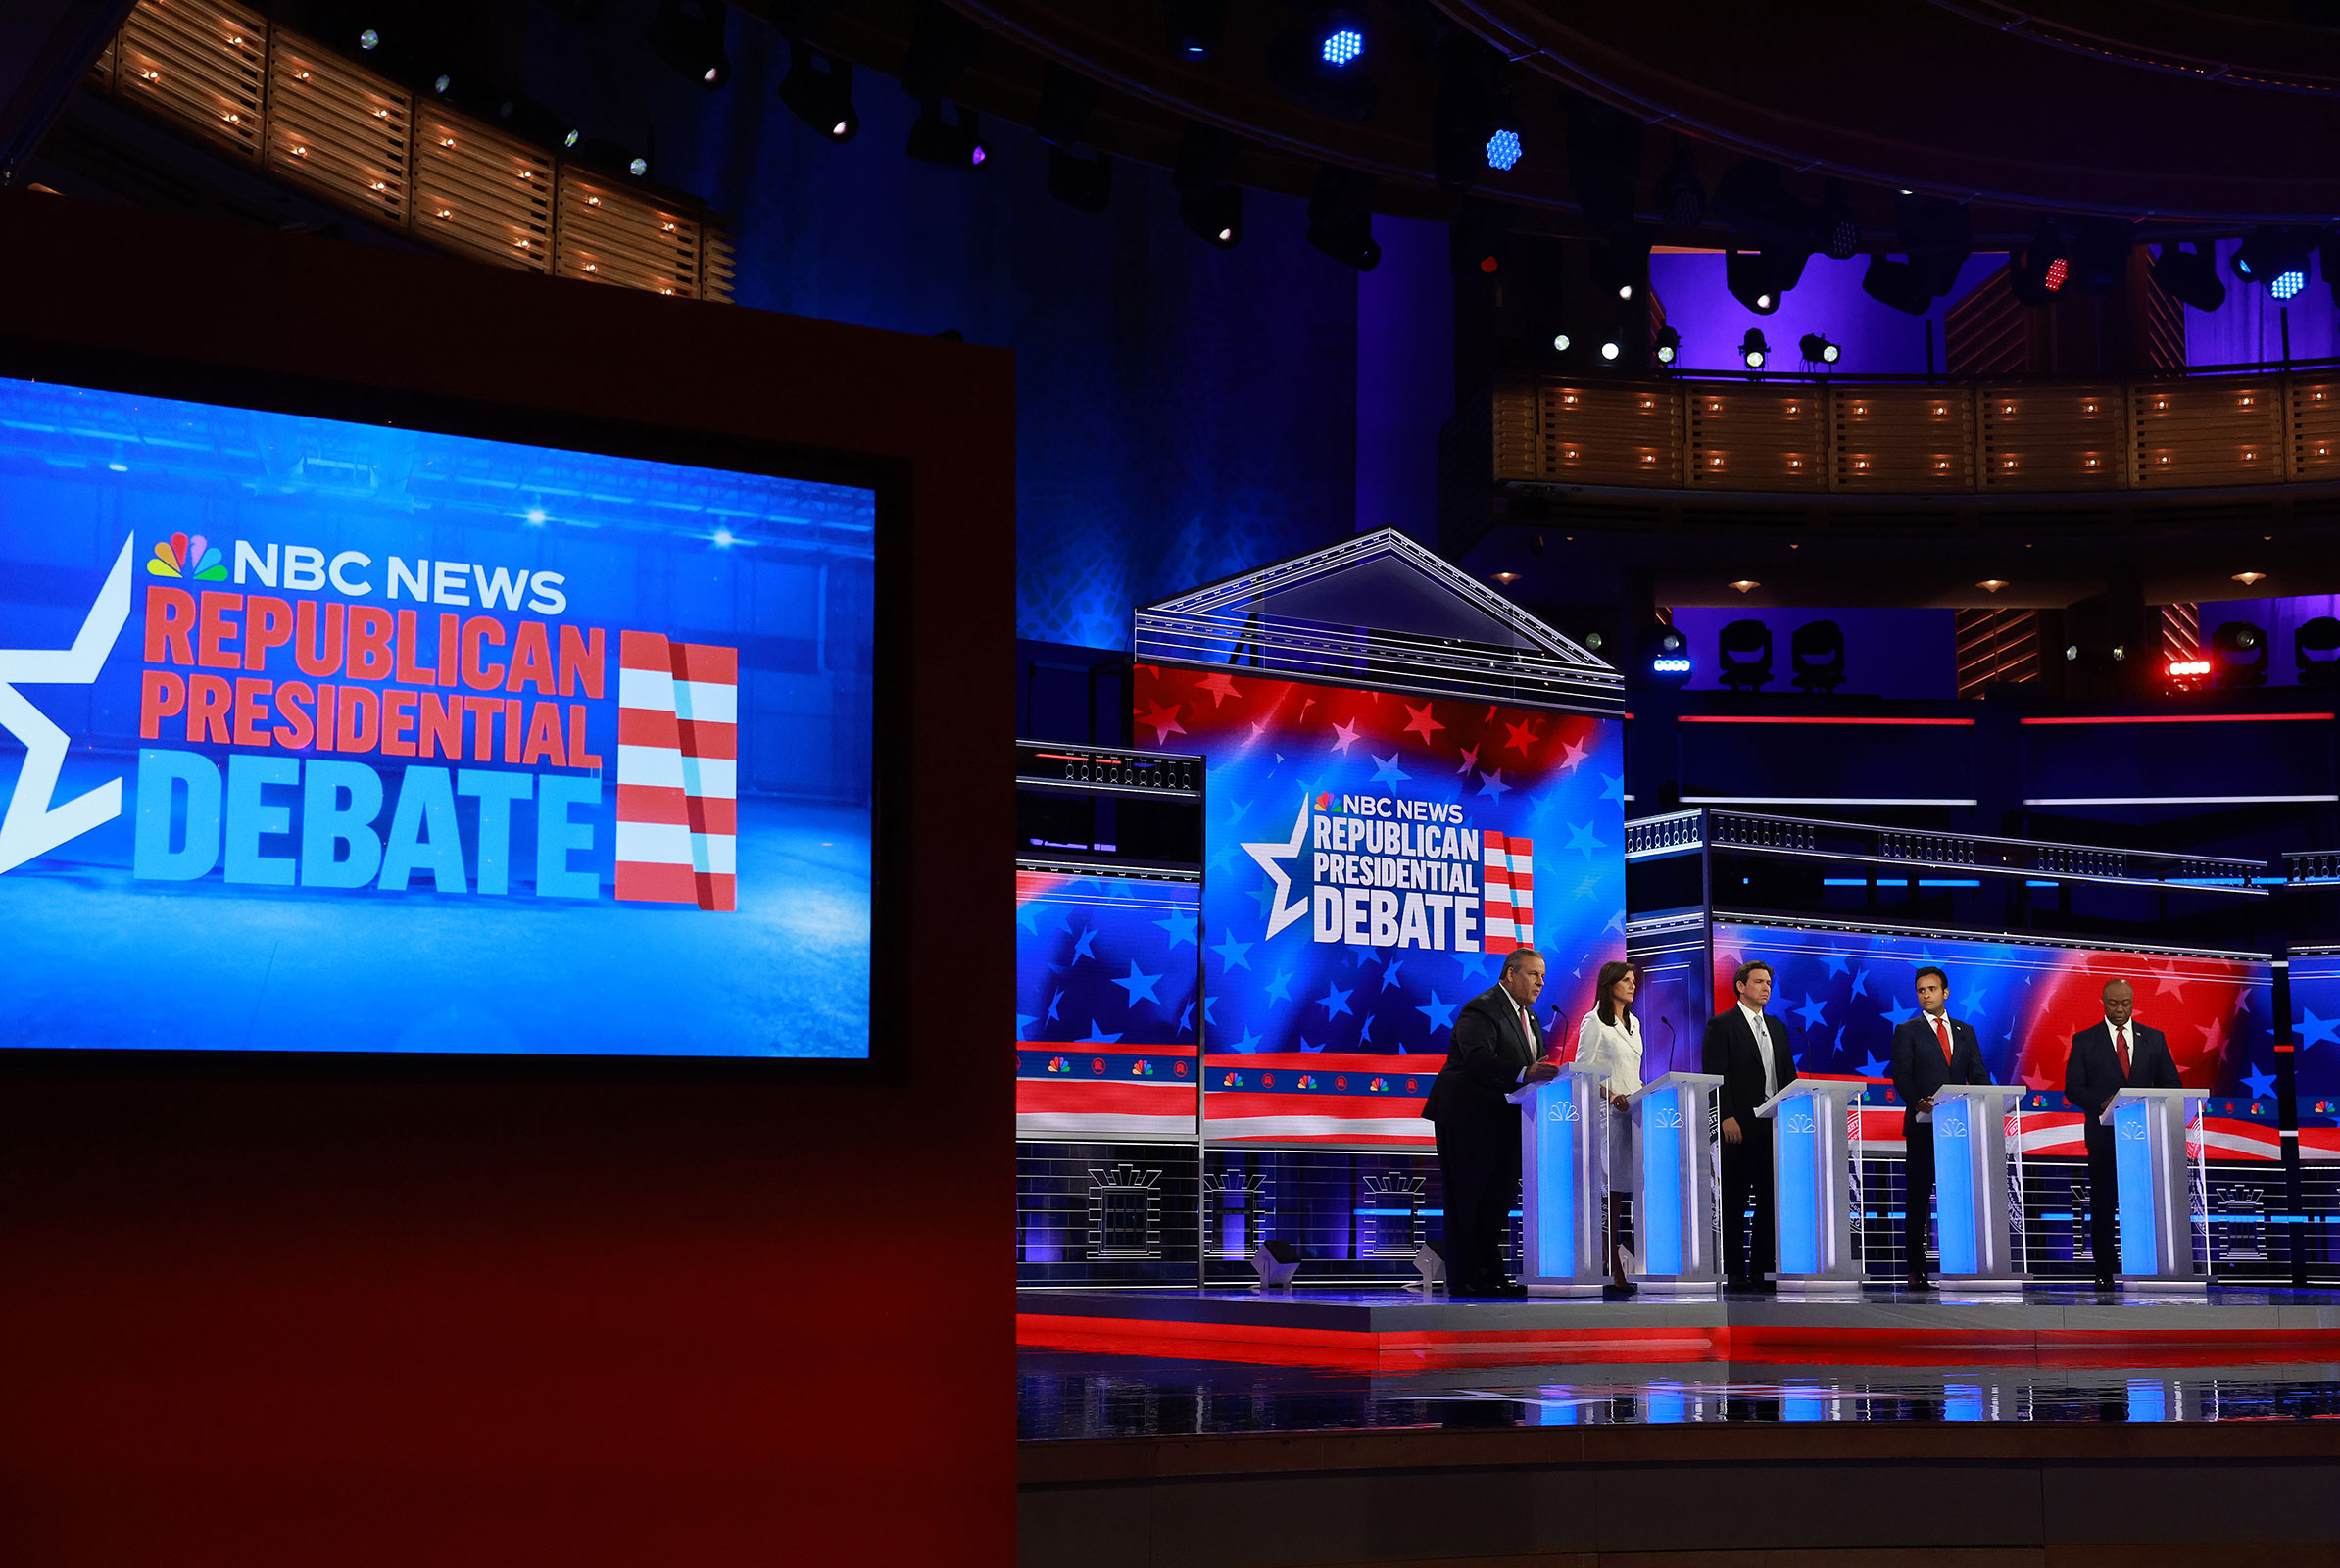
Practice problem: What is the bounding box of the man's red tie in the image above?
[2115,1025,2131,1076]
[1932,1014,1953,1067]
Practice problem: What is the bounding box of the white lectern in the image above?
[2102,1086,2206,1294]
[1627,1071,1723,1297]
[1511,1063,1608,1297]
[1926,1084,2029,1293]
[1756,1078,1866,1295]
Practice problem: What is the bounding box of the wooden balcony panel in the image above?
[1977,382,2126,491]
[554,171,705,297]
[1539,382,1682,486]
[1684,385,1828,491]
[1492,381,1539,481]
[267,34,411,226]
[1830,385,1974,491]
[118,0,268,163]
[2131,377,2284,488]
[2291,379,2340,480]
[414,108,553,273]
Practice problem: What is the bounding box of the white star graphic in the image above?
[0,535,134,875]
[1242,795,1314,941]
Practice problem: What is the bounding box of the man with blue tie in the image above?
[1701,959,1797,1292]
[2064,978,2181,1289]
[1889,966,1987,1291]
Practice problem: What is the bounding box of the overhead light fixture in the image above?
[902,0,985,111]
[2011,220,2072,306]
[649,0,732,91]
[779,44,857,142]
[906,101,986,168]
[1486,127,1523,172]
[2234,228,2314,299]
[2233,570,2267,585]
[1653,325,1680,366]
[1862,251,1934,316]
[1307,163,1381,271]
[1599,339,1622,361]
[1727,245,1805,315]
[1799,333,1840,365]
[2151,241,2225,312]
[1271,8,1378,122]
[1817,180,1860,261]
[1174,120,1246,248]
[2168,657,2210,678]
[1895,193,1972,297]
[1657,141,1705,230]
[1446,193,1512,277]
[1591,235,1649,306]
[1738,329,1770,369]
[1729,579,1759,594]
[2065,645,2082,662]
[1976,579,2007,593]
[1163,0,1226,60]
[1491,570,1521,585]
[1035,64,1111,212]
[1551,332,1572,352]
[2210,619,2268,689]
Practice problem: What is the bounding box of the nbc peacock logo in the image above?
[146,533,226,581]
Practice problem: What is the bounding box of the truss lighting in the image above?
[1486,127,1522,172]
[1322,26,1363,66]
[1739,328,1770,369]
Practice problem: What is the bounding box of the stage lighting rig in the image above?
[2151,241,2225,312]
[1818,182,1860,261]
[2011,220,2072,306]
[778,43,857,141]
[1163,0,1225,60]
[1658,142,1705,230]
[1653,326,1681,367]
[2234,227,2314,299]
[1447,194,1511,277]
[1592,237,1648,304]
[906,102,986,168]
[1644,625,1693,687]
[1434,45,1516,191]
[902,0,984,110]
[1727,245,1806,314]
[1270,8,1378,122]
[1718,619,1773,692]
[2299,616,2340,688]
[1036,64,1112,212]
[1174,120,1245,247]
[1861,252,1933,316]
[1739,328,1771,369]
[1308,164,1380,270]
[2210,620,2269,689]
[648,0,731,90]
[1799,333,1840,367]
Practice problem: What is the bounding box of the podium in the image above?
[1511,1064,1609,1297]
[1755,1079,1866,1295]
[1627,1071,1723,1297]
[2102,1086,2205,1292]
[1925,1084,2028,1292]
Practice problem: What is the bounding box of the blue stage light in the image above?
[1651,657,1691,674]
[1322,27,1363,66]
[1485,128,1522,172]
[2272,268,2309,301]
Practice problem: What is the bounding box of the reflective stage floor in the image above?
[1019,1284,2340,1438]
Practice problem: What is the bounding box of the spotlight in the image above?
[2151,241,2225,312]
[1433,43,1505,193]
[1862,252,1934,316]
[1551,332,1572,352]
[1799,333,1840,366]
[1727,245,1805,314]
[2234,227,2314,298]
[629,156,649,176]
[1271,9,1377,122]
[2210,619,2268,689]
[2011,220,2071,306]
[1174,120,1246,247]
[1817,181,1860,261]
[1718,618,1774,692]
[1739,328,1770,369]
[1653,325,1680,366]
[648,0,730,91]
[1307,163,1380,271]
[779,44,857,141]
[1591,235,1649,305]
[1486,127,1523,172]
[1447,193,1512,277]
[1163,0,1225,60]
[901,0,985,107]
[1790,619,1847,694]
[2299,616,2340,689]
[432,74,451,94]
[1600,339,1622,361]
[906,101,985,168]
[359,27,379,50]
[1644,626,1692,687]
[1658,142,1705,230]
[2168,656,2209,679]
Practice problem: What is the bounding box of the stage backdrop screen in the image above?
[2292,952,2340,1145]
[1135,665,1625,1058]
[1711,921,2276,1111]
[0,374,877,1056]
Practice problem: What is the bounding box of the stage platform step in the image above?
[1017,1285,2340,1370]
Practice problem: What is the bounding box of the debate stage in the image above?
[1017,1284,2340,1372]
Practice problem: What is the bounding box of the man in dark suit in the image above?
[1425,948,1558,1298]
[1889,965,1989,1291]
[2064,977,2181,1288]
[1701,959,1798,1291]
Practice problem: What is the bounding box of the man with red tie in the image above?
[2064,978,2181,1289]
[1888,966,1987,1291]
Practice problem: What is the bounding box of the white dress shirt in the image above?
[1741,1003,1779,1098]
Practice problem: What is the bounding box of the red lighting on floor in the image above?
[2044,257,2068,292]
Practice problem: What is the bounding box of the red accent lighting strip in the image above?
[2021,712,2336,725]
[1676,715,1974,727]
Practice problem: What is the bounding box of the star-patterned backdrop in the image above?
[1132,664,1625,1059]
[2292,954,2340,1128]
[1712,921,2278,1110]
[1015,870,1202,1048]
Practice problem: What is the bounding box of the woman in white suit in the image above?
[1572,959,1644,1294]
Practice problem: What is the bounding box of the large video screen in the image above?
[0,375,877,1056]
[1014,868,1200,1138]
[1134,665,1626,1058]
[2292,952,2340,1142]
[1711,921,2276,1107]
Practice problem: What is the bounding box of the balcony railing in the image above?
[89,0,732,303]
[1492,368,2340,496]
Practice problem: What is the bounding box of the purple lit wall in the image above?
[1356,215,1454,542]
[2193,594,2340,685]
[1667,606,1958,697]
[2184,240,2340,368]
[1648,251,2005,376]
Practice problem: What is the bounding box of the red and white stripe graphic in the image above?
[1481,830,1535,954]
[615,629,738,911]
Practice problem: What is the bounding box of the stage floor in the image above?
[1018,1282,2340,1372]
